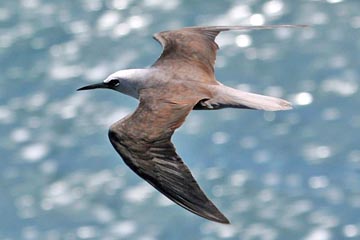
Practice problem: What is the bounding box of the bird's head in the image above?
[77,76,121,91]
[77,69,146,99]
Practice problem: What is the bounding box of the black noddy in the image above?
[77,25,307,224]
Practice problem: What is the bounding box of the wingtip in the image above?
[216,216,231,224]
[275,24,309,28]
[201,212,231,224]
[295,24,310,28]
[196,205,231,224]
[246,24,310,31]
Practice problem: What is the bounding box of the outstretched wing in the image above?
[152,25,307,83]
[108,89,229,224]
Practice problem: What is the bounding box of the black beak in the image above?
[77,83,107,91]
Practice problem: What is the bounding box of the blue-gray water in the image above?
[1,0,360,239]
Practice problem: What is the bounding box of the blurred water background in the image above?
[1,0,360,239]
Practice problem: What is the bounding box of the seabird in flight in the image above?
[77,25,306,224]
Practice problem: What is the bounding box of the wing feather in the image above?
[108,90,229,223]
[152,25,307,83]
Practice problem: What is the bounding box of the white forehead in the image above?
[103,69,148,83]
[104,70,128,83]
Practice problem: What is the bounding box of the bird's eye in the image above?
[108,79,120,87]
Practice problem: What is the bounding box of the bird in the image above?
[77,25,306,224]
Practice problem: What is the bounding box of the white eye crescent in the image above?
[108,79,120,87]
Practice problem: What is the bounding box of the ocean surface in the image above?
[1,0,360,239]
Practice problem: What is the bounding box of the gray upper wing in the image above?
[108,89,229,223]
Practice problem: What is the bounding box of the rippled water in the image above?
[1,0,360,239]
